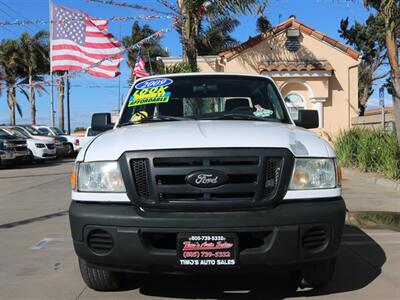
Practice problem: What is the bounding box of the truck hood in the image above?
[29,135,55,143]
[82,120,335,162]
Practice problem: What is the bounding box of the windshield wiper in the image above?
[196,114,272,122]
[120,115,192,127]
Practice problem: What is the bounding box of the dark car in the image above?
[0,128,30,166]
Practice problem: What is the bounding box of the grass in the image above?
[351,212,400,229]
[334,127,400,179]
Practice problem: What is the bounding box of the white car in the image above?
[33,125,80,154]
[12,125,70,157]
[69,73,345,291]
[2,127,56,161]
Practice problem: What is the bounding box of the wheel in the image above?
[78,258,122,291]
[27,150,35,164]
[66,143,74,157]
[301,257,336,288]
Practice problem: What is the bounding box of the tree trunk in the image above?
[392,76,400,144]
[6,85,15,126]
[57,77,65,131]
[29,75,36,125]
[384,24,400,143]
[359,82,372,116]
[178,0,198,71]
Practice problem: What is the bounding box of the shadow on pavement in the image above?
[119,225,385,300]
[0,158,75,170]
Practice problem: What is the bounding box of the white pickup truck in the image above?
[69,73,345,291]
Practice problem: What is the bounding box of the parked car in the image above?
[11,125,70,157]
[69,74,345,291]
[33,125,80,154]
[1,127,56,161]
[0,128,30,166]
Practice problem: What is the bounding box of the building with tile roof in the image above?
[159,16,361,135]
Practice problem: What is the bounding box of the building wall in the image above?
[195,32,360,136]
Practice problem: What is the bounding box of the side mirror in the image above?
[91,113,113,132]
[294,109,319,129]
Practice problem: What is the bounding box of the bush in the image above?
[74,127,86,133]
[334,128,400,179]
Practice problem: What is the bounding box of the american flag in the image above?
[132,51,149,78]
[51,4,124,78]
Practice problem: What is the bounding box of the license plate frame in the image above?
[177,233,238,267]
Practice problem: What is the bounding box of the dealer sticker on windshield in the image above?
[128,78,173,107]
[177,233,238,267]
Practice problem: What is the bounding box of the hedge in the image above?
[334,127,400,179]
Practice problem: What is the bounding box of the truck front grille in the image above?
[124,149,293,210]
[131,159,150,199]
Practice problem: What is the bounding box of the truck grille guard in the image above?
[119,148,294,211]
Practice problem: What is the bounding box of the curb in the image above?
[343,167,400,192]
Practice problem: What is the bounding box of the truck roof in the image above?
[133,72,274,82]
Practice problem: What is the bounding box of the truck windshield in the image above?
[119,75,290,125]
[23,126,42,136]
[52,127,65,135]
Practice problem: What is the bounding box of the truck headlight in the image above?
[77,161,126,192]
[289,159,338,190]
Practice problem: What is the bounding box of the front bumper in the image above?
[55,144,69,156]
[69,197,346,274]
[36,149,57,159]
[0,149,30,163]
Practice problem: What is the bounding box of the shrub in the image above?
[334,128,400,179]
[74,127,86,133]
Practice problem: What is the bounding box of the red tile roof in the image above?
[364,107,393,116]
[219,16,360,60]
[259,61,334,72]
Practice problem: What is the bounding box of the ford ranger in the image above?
[69,73,345,291]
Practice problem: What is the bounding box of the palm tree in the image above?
[0,39,23,125]
[364,0,400,143]
[197,16,240,55]
[18,31,49,125]
[176,0,268,71]
[123,21,168,80]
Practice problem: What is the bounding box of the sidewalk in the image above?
[342,168,400,212]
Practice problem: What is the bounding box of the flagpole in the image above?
[49,0,55,127]
[66,73,71,134]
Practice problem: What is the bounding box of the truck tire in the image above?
[301,257,336,288]
[78,258,121,291]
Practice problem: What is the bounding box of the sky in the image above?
[0,0,389,130]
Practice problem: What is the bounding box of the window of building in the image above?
[284,92,305,120]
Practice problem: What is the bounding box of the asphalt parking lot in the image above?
[0,160,399,299]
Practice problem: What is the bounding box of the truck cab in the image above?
[69,73,345,291]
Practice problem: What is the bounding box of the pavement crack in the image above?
[76,286,87,299]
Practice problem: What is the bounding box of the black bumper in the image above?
[69,198,346,274]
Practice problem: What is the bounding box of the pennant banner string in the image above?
[156,0,180,14]
[85,0,177,17]
[0,14,175,27]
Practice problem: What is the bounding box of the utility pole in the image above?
[49,0,55,127]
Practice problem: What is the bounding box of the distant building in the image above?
[159,16,361,136]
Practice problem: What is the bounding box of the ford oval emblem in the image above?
[185,170,228,188]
